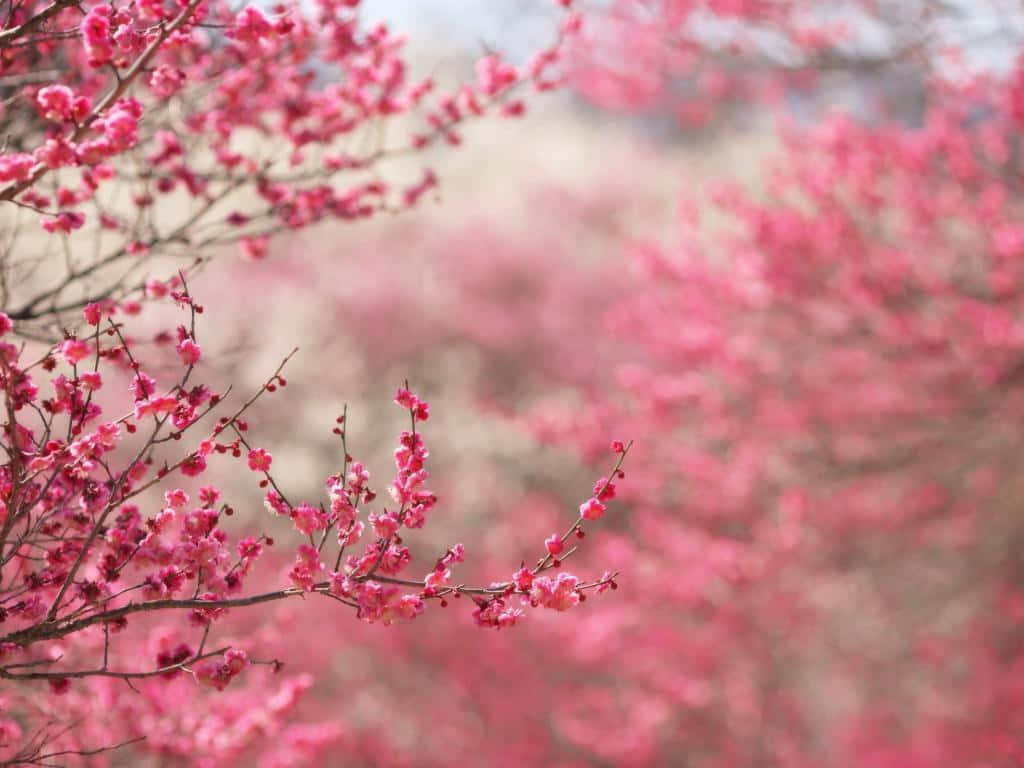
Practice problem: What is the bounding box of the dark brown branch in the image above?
[0,0,76,48]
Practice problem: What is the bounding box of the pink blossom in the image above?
[0,153,35,182]
[544,533,564,556]
[394,387,417,408]
[177,339,201,365]
[164,489,189,510]
[369,511,399,538]
[476,54,518,96]
[35,85,74,121]
[128,372,157,401]
[292,503,327,535]
[530,573,580,612]
[473,598,523,628]
[81,6,114,66]
[247,448,272,472]
[513,566,534,591]
[237,536,263,561]
[240,235,268,262]
[198,485,220,505]
[79,371,102,391]
[392,594,425,622]
[99,103,140,151]
[579,497,606,520]
[424,567,450,590]
[144,279,169,299]
[229,6,274,44]
[82,303,102,325]
[289,545,325,590]
[41,211,85,233]
[134,395,177,420]
[59,339,90,365]
[265,489,289,516]
[148,65,186,98]
[194,649,248,691]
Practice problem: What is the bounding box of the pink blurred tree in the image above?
[226,3,1024,765]
[570,0,1019,126]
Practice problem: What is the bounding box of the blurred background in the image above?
[101,1,1024,765]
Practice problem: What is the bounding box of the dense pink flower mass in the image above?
[0,285,629,761]
[0,0,579,323]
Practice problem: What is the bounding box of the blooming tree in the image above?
[0,0,579,333]
[0,0,637,763]
[572,0,1023,126]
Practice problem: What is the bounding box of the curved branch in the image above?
[0,0,77,48]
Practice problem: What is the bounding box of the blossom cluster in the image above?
[0,270,629,762]
[0,0,582,338]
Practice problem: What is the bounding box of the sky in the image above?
[360,0,558,62]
